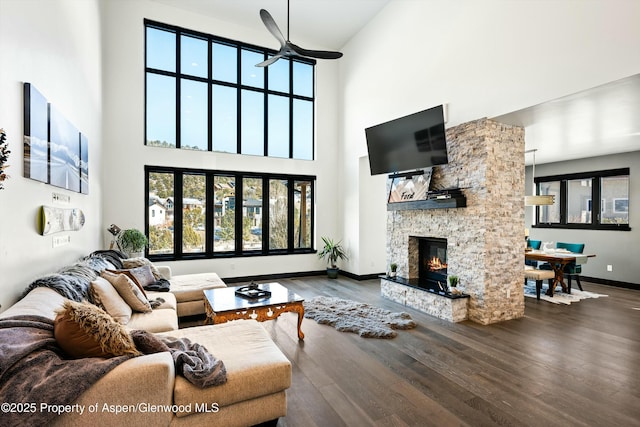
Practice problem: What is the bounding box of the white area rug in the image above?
[524,281,608,305]
[303,296,416,338]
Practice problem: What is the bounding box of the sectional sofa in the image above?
[0,252,291,427]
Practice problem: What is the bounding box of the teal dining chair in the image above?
[525,239,542,267]
[540,242,585,292]
[556,242,585,292]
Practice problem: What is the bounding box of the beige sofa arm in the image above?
[52,352,175,426]
[157,265,172,280]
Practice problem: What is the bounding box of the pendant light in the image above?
[524,149,555,206]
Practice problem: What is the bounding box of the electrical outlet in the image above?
[52,235,71,248]
[506,289,511,298]
[607,265,613,272]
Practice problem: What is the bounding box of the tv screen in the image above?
[365,105,448,175]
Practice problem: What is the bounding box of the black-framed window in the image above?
[144,19,315,160]
[534,168,630,231]
[145,166,315,261]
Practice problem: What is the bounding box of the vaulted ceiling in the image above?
[151,0,639,165]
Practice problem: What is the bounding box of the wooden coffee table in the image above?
[203,282,305,340]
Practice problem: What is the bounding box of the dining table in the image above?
[524,250,596,296]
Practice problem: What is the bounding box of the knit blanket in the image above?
[0,315,130,427]
[130,330,227,388]
[20,250,127,302]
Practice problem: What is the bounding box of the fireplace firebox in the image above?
[419,237,448,289]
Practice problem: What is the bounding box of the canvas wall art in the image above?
[23,83,49,183]
[23,82,88,194]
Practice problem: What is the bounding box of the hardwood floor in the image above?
[243,277,640,427]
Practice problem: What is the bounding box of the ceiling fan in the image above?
[256,0,343,67]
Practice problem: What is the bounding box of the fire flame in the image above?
[428,256,447,271]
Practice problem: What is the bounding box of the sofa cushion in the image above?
[122,257,163,280]
[107,266,155,296]
[54,300,141,359]
[169,272,226,303]
[89,277,132,324]
[126,308,178,333]
[0,287,66,321]
[101,271,152,313]
[146,290,177,311]
[156,320,291,416]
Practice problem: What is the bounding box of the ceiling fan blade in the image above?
[289,43,343,60]
[260,9,287,47]
[256,54,283,67]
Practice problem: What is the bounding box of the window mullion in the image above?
[236,46,242,154]
[262,177,269,254]
[174,172,184,258]
[593,178,602,225]
[287,178,295,252]
[235,174,243,254]
[205,174,214,254]
[175,30,182,149]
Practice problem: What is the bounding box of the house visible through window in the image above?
[146,166,315,260]
[144,20,315,160]
[535,168,630,231]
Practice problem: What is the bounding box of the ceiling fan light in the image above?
[524,195,555,206]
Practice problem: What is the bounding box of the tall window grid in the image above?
[145,19,315,160]
[534,168,630,231]
[146,166,315,261]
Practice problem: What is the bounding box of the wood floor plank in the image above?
[217,277,640,426]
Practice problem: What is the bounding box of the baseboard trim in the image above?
[339,270,385,281]
[222,270,385,283]
[581,276,640,291]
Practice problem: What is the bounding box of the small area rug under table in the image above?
[303,296,416,338]
[524,281,608,305]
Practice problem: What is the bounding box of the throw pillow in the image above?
[89,277,132,324]
[101,270,152,313]
[130,329,170,354]
[123,257,163,280]
[54,300,141,359]
[106,266,155,296]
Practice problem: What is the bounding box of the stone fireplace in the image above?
[381,118,526,325]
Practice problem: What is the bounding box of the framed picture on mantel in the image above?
[388,169,432,203]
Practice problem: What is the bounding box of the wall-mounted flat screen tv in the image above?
[365,105,448,175]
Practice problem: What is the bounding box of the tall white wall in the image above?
[339,0,640,276]
[0,0,103,312]
[100,0,340,277]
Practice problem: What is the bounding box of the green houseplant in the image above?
[317,237,348,279]
[448,275,461,295]
[389,263,398,277]
[117,228,148,257]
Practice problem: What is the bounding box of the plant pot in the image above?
[327,267,339,279]
[389,271,397,278]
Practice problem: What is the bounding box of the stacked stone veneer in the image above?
[381,279,469,322]
[385,118,525,325]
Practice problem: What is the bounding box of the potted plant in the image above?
[389,263,398,278]
[117,228,148,258]
[317,237,348,279]
[448,275,460,295]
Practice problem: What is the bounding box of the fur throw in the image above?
[21,273,91,302]
[131,330,227,388]
[144,278,171,292]
[0,315,130,427]
[304,296,417,338]
[21,251,128,302]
